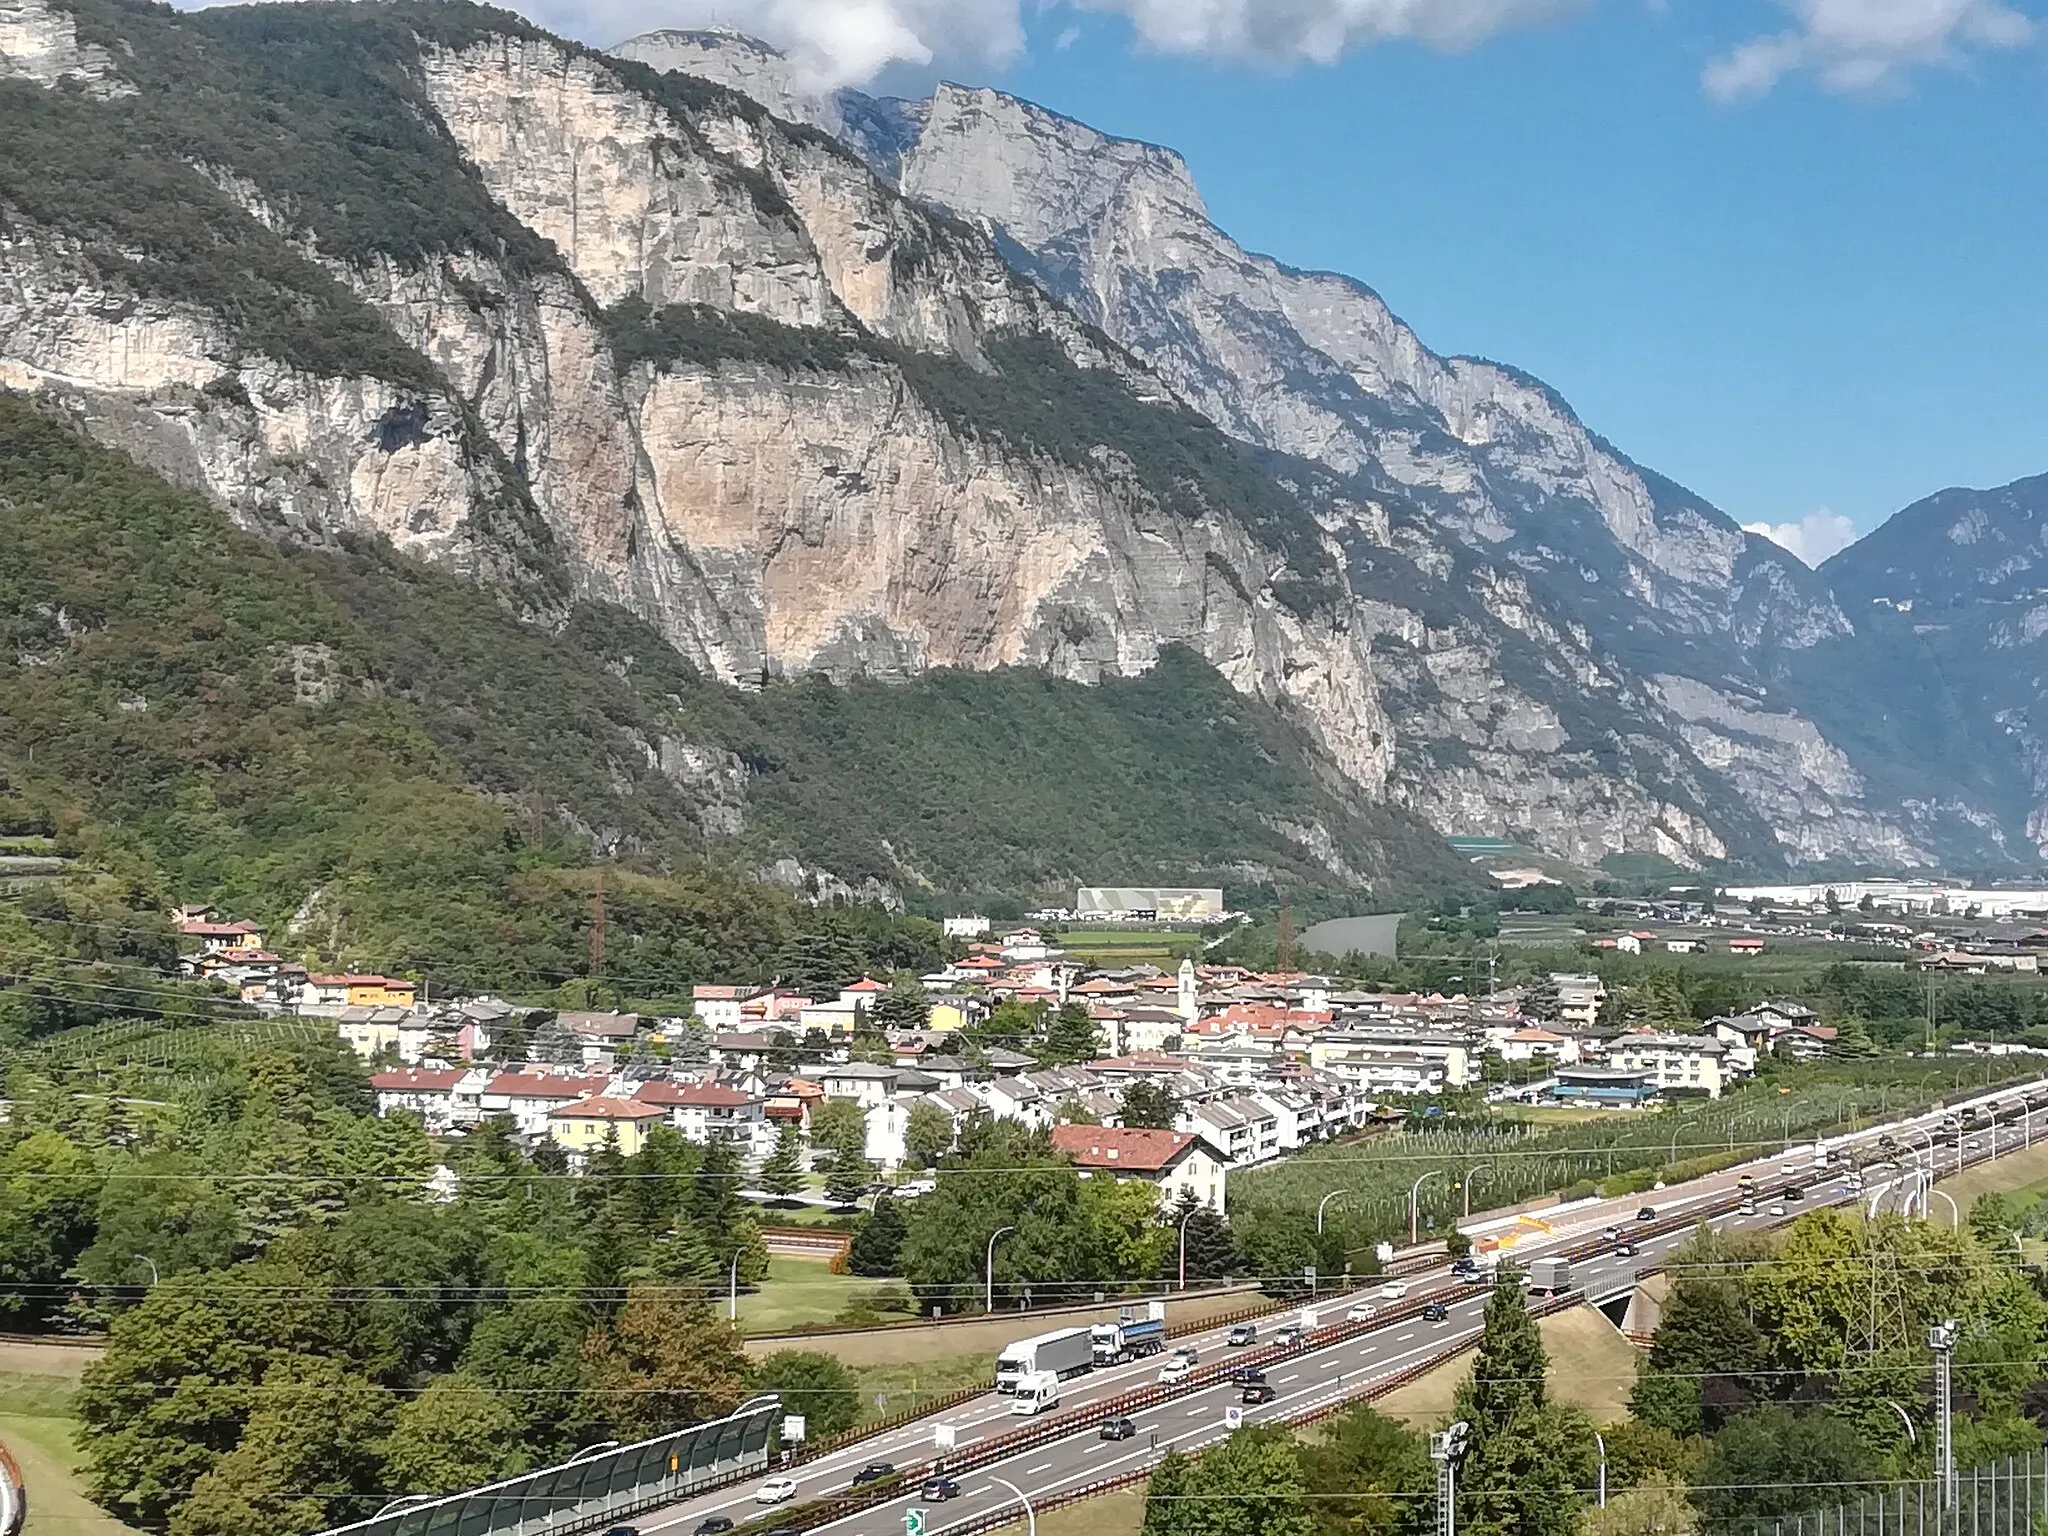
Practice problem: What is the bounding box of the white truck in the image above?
[995,1326,1094,1391]
[1527,1257,1572,1296]
[1010,1369,1061,1415]
[1090,1302,1168,1365]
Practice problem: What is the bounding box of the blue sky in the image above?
[575,0,2047,561]
[981,3,2048,560]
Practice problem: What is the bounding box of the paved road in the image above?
[636,1077,2048,1536]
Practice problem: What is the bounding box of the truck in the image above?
[1090,1303,1168,1366]
[1527,1257,1572,1296]
[1010,1370,1061,1415]
[995,1326,1094,1391]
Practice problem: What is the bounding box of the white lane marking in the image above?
[1396,1331,1415,1342]
[1025,1461,1053,1475]
[1277,1373,1299,1384]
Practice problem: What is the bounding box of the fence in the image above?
[1748,1453,2048,1536]
[312,1395,780,1536]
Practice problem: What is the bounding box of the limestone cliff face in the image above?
[638,33,1974,868]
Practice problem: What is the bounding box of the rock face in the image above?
[2,0,2036,876]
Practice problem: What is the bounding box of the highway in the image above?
[630,1076,2048,1536]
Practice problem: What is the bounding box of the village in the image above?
[163,908,1889,1203]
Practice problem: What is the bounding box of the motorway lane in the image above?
[636,1077,2048,1535]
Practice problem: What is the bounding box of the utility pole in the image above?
[1930,1319,1959,1514]
[589,872,606,980]
[1430,1420,1470,1536]
[1275,894,1295,974]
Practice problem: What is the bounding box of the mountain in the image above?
[615,29,2008,873]
[0,0,2035,892]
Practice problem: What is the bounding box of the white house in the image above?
[370,1067,480,1131]
[1050,1125,1229,1211]
[1603,1034,1730,1099]
[477,1071,612,1136]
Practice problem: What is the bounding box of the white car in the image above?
[1769,1204,1787,1216]
[1157,1356,1193,1384]
[757,1476,800,1504]
[1378,1281,1409,1300]
[1346,1302,1379,1322]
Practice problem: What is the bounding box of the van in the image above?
[1010,1370,1061,1416]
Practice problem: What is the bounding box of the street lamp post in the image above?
[1593,1430,1607,1508]
[1317,1189,1351,1234]
[1929,1189,1960,1229]
[1461,1167,1486,1219]
[134,1254,159,1287]
[986,1226,1015,1313]
[1883,1401,1917,1446]
[729,1250,743,1323]
[989,1475,1036,1536]
[1931,1320,1959,1511]
[1410,1170,1445,1246]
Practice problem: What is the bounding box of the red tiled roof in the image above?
[549,1095,665,1121]
[843,977,888,993]
[637,1080,754,1108]
[1051,1124,1197,1173]
[484,1072,610,1100]
[371,1069,465,1091]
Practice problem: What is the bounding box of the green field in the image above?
[1053,929,1199,967]
[739,1256,911,1334]
[0,1369,137,1536]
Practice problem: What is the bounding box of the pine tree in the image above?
[1161,1190,1236,1282]
[1454,1264,1595,1536]
[848,1194,907,1277]
[823,1143,872,1208]
[1039,1001,1103,1066]
[759,1123,805,1201]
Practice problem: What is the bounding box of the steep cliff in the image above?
[0,0,1481,898]
[620,29,1973,870]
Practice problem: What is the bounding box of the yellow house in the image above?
[348,975,417,1008]
[928,999,974,1035]
[547,1095,665,1157]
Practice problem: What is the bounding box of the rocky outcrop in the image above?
[0,0,129,94]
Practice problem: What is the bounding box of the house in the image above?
[1049,1124,1230,1211]
[370,1068,473,1131]
[710,1033,781,1072]
[1498,1027,1578,1065]
[304,974,417,1010]
[634,1080,762,1147]
[177,918,266,952]
[1604,1034,1730,1099]
[1664,939,1701,954]
[763,1077,824,1133]
[547,1096,666,1158]
[942,915,991,938]
[1180,1095,1281,1167]
[1550,974,1606,1029]
[692,986,767,1031]
[478,1072,612,1137]
[1728,936,1766,956]
[818,1062,910,1111]
[1751,999,1822,1032]
[926,998,979,1036]
[1550,1066,1659,1108]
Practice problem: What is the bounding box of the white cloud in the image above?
[586,0,1584,86]
[1743,509,1860,567]
[1704,0,2035,99]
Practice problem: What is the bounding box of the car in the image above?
[1779,1162,1796,1175]
[1241,1382,1277,1404]
[1422,1301,1449,1322]
[1616,1242,1639,1258]
[851,1462,896,1486]
[1769,1203,1787,1216]
[1636,1207,1658,1222]
[1602,1225,1623,1241]
[1782,1186,1805,1202]
[1378,1280,1410,1299]
[755,1477,800,1505]
[1459,1265,1491,1285]
[1450,1256,1479,1275]
[1275,1323,1305,1346]
[602,1528,642,1536]
[1232,1366,1268,1386]
[1227,1324,1259,1347]
[694,1520,735,1536]
[1967,1138,1982,1150]
[1100,1416,1137,1441]
[1157,1356,1193,1384]
[923,1477,962,1501]
[1174,1344,1199,1362]
[1346,1302,1379,1322]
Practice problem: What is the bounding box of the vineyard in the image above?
[1230,1057,2043,1241]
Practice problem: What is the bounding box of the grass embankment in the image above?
[1935,1138,2048,1206]
[0,1356,137,1536]
[1371,1304,1640,1430]
[737,1256,896,1335]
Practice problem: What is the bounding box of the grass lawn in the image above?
[1935,1138,2048,1208]
[1498,1106,1627,1128]
[0,1372,140,1536]
[847,1351,996,1425]
[739,1256,907,1335]
[1055,930,1194,967]
[986,1486,1145,1536]
[1373,1304,1641,1430]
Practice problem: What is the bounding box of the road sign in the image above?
[1224,1406,1244,1430]
[934,1424,958,1451]
[906,1510,928,1536]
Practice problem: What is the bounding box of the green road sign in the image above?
[905,1510,927,1536]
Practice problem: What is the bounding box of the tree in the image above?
[1582,1486,1697,1536]
[904,1102,956,1169]
[750,1350,861,1437]
[1520,978,1562,1024]
[1039,1001,1104,1066]
[870,980,930,1033]
[1162,1190,1236,1283]
[1455,1265,1596,1536]
[809,1099,872,1208]
[1628,1274,1765,1437]
[380,1376,530,1497]
[759,1123,806,1201]
[849,1194,908,1277]
[1689,1408,1878,1534]
[1122,1080,1180,1129]
[1143,1427,1316,1536]
[1295,1403,1432,1536]
[168,1355,394,1536]
[579,1290,751,1442]
[1233,1210,1319,1296]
